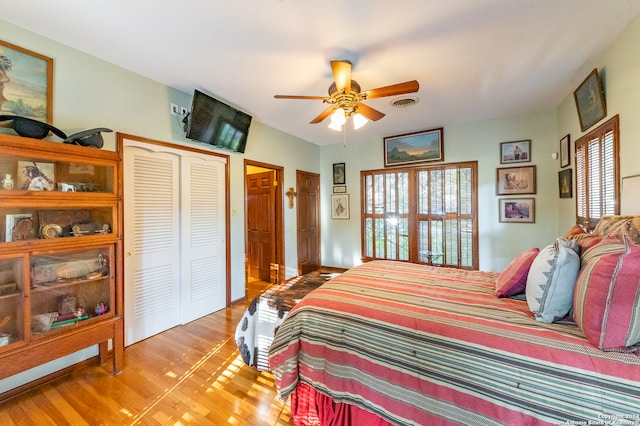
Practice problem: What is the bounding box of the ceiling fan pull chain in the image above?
[343,126,347,148]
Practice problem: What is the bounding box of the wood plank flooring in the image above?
[0,279,295,425]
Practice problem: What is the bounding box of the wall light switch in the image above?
[180,107,189,116]
[170,103,180,115]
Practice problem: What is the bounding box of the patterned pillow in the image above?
[579,235,624,266]
[570,233,604,253]
[592,215,640,244]
[563,224,586,239]
[526,238,580,323]
[495,248,539,297]
[573,236,640,351]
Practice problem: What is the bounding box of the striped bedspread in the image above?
[268,260,640,425]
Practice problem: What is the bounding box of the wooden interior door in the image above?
[246,171,276,282]
[297,170,321,275]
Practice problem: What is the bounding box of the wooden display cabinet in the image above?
[0,132,123,387]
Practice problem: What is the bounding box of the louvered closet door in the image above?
[124,146,181,346]
[180,155,226,323]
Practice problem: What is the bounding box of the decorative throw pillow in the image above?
[570,233,604,254]
[579,235,624,266]
[526,238,580,323]
[592,215,640,245]
[495,248,539,297]
[573,236,640,351]
[563,224,586,239]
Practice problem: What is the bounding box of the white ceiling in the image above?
[3,0,640,146]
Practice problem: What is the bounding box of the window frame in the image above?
[574,115,620,231]
[360,161,478,269]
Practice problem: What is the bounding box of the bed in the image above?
[268,222,640,425]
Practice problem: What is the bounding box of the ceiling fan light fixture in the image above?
[352,112,368,129]
[328,120,343,131]
[331,107,347,126]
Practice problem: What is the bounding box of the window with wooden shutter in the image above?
[574,115,620,230]
[361,161,478,269]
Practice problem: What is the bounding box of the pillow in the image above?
[592,215,640,244]
[495,248,539,297]
[570,233,604,253]
[573,236,640,351]
[563,224,586,239]
[526,238,580,323]
[579,235,624,266]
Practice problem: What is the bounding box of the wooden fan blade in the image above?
[274,95,326,100]
[357,103,385,121]
[363,80,419,99]
[330,60,352,94]
[310,106,335,124]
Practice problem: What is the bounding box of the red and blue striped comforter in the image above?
[268,260,640,425]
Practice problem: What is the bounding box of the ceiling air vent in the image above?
[390,96,419,108]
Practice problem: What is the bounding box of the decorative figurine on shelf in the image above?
[95,302,108,315]
[1,173,13,189]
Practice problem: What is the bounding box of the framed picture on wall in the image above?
[560,134,570,168]
[573,68,607,132]
[333,163,345,185]
[500,140,531,164]
[496,165,536,195]
[0,39,54,123]
[331,194,349,219]
[499,198,535,223]
[384,127,444,167]
[559,169,573,198]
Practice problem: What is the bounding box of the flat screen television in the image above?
[185,89,252,153]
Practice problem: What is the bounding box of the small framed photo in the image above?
[496,166,536,195]
[500,140,531,164]
[559,169,573,199]
[17,161,55,191]
[573,68,607,132]
[333,186,346,193]
[384,127,444,167]
[333,163,345,185]
[560,134,570,168]
[331,194,349,220]
[499,198,535,223]
[5,213,36,242]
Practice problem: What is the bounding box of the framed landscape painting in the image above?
[0,39,53,123]
[384,128,444,167]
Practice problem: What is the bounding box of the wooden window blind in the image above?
[574,115,620,230]
[361,161,478,269]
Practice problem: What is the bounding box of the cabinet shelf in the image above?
[0,133,123,388]
[31,274,108,292]
[0,291,20,301]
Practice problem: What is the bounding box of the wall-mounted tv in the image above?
[185,89,252,153]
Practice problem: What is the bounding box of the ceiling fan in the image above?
[274,60,419,130]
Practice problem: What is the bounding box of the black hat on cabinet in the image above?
[0,115,67,139]
[64,128,112,148]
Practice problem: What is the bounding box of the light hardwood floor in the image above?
[0,279,295,426]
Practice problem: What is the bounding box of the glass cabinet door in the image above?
[0,256,24,348]
[30,246,114,337]
[0,156,115,195]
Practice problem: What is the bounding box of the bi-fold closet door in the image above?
[123,138,226,346]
